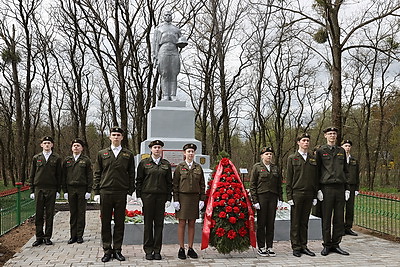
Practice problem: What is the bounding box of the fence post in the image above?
[16,182,22,225]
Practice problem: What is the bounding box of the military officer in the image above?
[136,140,173,260]
[29,136,62,246]
[341,139,360,236]
[173,143,205,259]
[286,133,318,257]
[250,146,283,257]
[93,127,135,262]
[316,127,350,256]
[62,138,93,244]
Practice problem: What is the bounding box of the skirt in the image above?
[175,193,200,220]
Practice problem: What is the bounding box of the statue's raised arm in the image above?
[152,11,188,101]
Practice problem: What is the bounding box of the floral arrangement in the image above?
[124,209,177,223]
[202,158,256,254]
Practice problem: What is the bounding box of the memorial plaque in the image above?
[162,150,184,167]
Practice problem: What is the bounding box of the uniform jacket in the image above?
[250,162,283,203]
[316,144,349,190]
[62,155,93,193]
[29,152,62,193]
[93,147,135,195]
[173,161,206,202]
[136,157,173,201]
[347,156,360,190]
[286,151,318,200]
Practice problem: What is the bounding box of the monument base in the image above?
[119,217,321,245]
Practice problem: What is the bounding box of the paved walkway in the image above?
[4,210,399,266]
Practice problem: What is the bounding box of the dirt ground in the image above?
[0,217,35,266]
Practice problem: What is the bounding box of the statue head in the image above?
[163,11,172,23]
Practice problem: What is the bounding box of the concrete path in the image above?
[4,210,399,266]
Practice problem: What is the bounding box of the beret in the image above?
[341,139,352,146]
[183,143,197,151]
[149,140,164,148]
[71,138,85,147]
[297,133,311,141]
[260,146,274,155]
[110,126,124,134]
[323,127,338,133]
[41,136,54,143]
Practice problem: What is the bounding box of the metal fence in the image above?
[355,191,400,238]
[0,183,35,236]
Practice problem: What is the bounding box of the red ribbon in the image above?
[201,159,256,250]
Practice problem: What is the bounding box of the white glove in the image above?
[317,190,324,201]
[56,192,60,199]
[64,193,68,200]
[199,200,205,210]
[355,191,359,196]
[85,192,91,200]
[253,203,260,210]
[288,200,294,206]
[165,201,171,209]
[277,200,283,208]
[136,197,143,207]
[30,193,35,200]
[345,190,350,201]
[173,201,180,211]
[313,199,318,206]
[94,195,100,203]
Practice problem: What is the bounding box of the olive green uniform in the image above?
[62,155,93,239]
[345,156,359,231]
[286,152,318,251]
[93,148,135,255]
[316,145,349,249]
[250,162,283,249]
[136,157,173,255]
[30,152,62,241]
[173,161,205,219]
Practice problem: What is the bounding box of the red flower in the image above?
[221,193,229,200]
[218,211,227,218]
[229,217,237,224]
[227,229,237,239]
[210,219,216,228]
[219,200,226,206]
[238,227,247,237]
[228,199,236,206]
[245,220,250,228]
[221,174,228,178]
[221,158,230,166]
[239,212,245,219]
[219,188,226,194]
[217,182,226,188]
[233,207,240,213]
[227,189,234,195]
[212,201,219,207]
[234,193,241,199]
[216,227,225,237]
[224,168,233,173]
[225,206,233,213]
[226,177,233,183]
[213,192,220,199]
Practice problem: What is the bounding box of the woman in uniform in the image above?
[250,147,283,257]
[173,143,205,259]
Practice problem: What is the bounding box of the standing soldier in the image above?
[136,140,173,260]
[62,138,93,244]
[341,139,360,236]
[286,133,318,257]
[93,127,135,262]
[173,143,205,260]
[250,147,283,257]
[29,136,62,246]
[316,127,350,256]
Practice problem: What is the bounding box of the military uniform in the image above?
[173,161,205,219]
[62,154,93,241]
[316,144,349,249]
[136,157,173,256]
[345,155,359,231]
[93,147,135,255]
[286,151,318,252]
[30,151,62,242]
[250,162,283,250]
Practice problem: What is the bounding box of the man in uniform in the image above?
[93,127,135,262]
[62,138,93,244]
[286,133,318,257]
[316,127,350,256]
[29,136,62,246]
[341,139,360,236]
[136,140,173,260]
